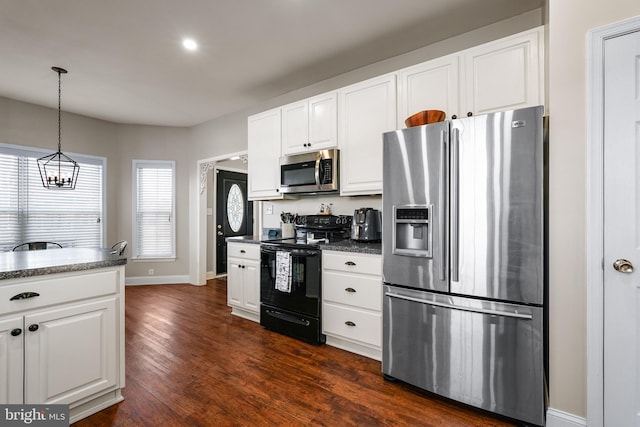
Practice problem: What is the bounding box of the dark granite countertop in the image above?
[0,248,127,280]
[227,235,382,255]
[226,235,267,245]
[319,240,382,255]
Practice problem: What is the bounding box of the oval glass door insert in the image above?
[226,183,244,232]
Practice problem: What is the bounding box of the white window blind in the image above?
[0,144,105,252]
[133,160,175,259]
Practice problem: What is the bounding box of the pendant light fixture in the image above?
[37,66,79,189]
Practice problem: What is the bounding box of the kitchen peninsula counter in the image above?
[0,247,126,423]
[0,247,127,280]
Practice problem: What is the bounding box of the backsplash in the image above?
[261,194,382,229]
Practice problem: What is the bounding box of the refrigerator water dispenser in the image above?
[392,206,432,257]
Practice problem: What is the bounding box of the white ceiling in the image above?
[0,0,542,127]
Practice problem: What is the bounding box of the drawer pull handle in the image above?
[10,292,40,301]
[10,328,22,337]
[345,321,356,327]
[28,324,39,332]
[240,250,246,254]
[345,261,356,266]
[345,287,356,293]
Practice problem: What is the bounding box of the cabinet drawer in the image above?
[323,270,381,310]
[323,303,381,348]
[322,251,381,275]
[227,242,260,260]
[0,269,119,315]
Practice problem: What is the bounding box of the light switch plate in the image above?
[265,203,273,215]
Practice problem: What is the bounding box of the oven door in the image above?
[260,245,321,317]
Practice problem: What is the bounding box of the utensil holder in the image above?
[282,223,295,238]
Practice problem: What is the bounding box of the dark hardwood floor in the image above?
[74,280,516,426]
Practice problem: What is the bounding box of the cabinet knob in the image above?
[10,328,22,337]
[345,321,356,327]
[28,324,39,332]
[452,114,457,120]
[467,112,473,117]
[345,261,356,266]
[240,250,246,254]
[345,287,356,293]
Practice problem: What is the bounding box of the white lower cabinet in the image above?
[227,242,260,322]
[322,250,382,360]
[0,316,23,403]
[0,267,125,423]
[24,297,117,404]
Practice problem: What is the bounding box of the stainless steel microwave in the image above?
[279,149,339,194]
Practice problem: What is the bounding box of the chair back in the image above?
[12,241,63,251]
[111,240,128,256]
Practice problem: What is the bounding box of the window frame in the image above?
[0,142,107,250]
[131,159,176,261]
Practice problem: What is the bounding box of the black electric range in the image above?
[259,215,352,344]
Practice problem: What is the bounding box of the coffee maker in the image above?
[351,208,382,242]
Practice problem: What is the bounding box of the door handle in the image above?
[217,231,223,236]
[613,259,634,273]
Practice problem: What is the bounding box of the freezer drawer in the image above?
[382,285,545,426]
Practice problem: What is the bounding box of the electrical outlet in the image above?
[148,269,154,276]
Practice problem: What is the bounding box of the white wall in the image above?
[547,0,640,418]
[115,124,191,280]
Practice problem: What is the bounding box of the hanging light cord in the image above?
[57,69,62,153]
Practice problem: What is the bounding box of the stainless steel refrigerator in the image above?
[382,106,547,426]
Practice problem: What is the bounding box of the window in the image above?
[0,143,105,252]
[132,160,175,259]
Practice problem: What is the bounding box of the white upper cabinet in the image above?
[247,108,283,200]
[461,27,544,117]
[339,74,396,196]
[397,54,461,126]
[282,91,337,155]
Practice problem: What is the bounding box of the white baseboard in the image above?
[546,408,587,427]
[125,275,191,286]
[206,271,216,280]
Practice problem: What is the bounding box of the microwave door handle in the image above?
[314,153,322,187]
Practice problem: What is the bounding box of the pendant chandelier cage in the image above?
[37,66,80,190]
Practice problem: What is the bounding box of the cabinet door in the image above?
[308,92,337,150]
[397,54,460,126]
[242,259,260,313]
[282,92,337,155]
[24,297,117,404]
[227,258,244,307]
[248,108,283,200]
[339,74,396,195]
[462,27,543,116]
[0,316,23,404]
[282,100,309,155]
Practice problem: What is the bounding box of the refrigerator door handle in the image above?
[384,292,534,320]
[451,127,460,282]
[439,129,448,282]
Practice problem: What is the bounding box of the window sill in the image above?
[131,257,176,263]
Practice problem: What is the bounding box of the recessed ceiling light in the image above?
[182,38,198,51]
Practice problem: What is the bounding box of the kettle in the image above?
[351,208,382,242]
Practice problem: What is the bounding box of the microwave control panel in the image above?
[320,159,333,184]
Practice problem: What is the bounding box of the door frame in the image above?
[587,15,640,427]
[192,150,250,286]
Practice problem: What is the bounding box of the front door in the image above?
[216,169,252,275]
[603,28,640,426]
